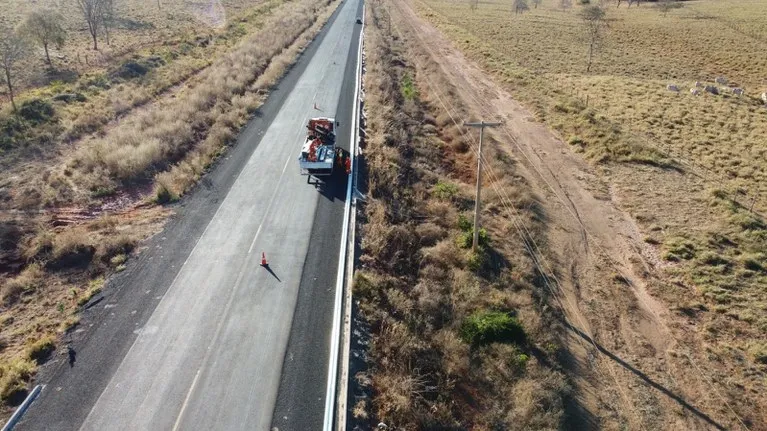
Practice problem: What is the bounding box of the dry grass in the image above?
[0,206,166,411]
[354,2,568,429]
[418,0,767,200]
[414,0,767,426]
[0,0,272,92]
[70,0,332,197]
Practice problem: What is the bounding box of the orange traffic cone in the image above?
[261,252,268,266]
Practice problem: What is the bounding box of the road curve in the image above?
[16,0,362,429]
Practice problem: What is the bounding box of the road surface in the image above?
[17,0,362,429]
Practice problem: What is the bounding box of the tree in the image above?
[514,0,529,14]
[102,0,116,46]
[0,28,28,112]
[580,5,607,73]
[656,0,683,17]
[76,0,105,50]
[560,0,573,9]
[19,10,67,66]
[468,0,478,11]
[532,0,542,8]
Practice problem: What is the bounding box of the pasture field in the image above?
[0,0,261,88]
[413,0,767,427]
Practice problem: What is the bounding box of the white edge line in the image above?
[323,4,364,431]
[336,9,364,430]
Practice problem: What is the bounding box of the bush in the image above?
[433,181,459,200]
[26,335,55,364]
[18,99,55,124]
[509,351,529,372]
[749,343,767,365]
[662,237,695,261]
[457,214,472,232]
[77,278,104,307]
[1,264,44,305]
[460,310,526,346]
[401,73,418,100]
[698,251,730,267]
[0,358,35,404]
[48,230,95,270]
[155,182,179,204]
[742,254,765,272]
[99,234,136,262]
[354,272,377,299]
[467,249,487,271]
[456,228,489,249]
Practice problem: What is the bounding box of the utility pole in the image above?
[465,121,501,253]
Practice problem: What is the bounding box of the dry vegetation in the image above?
[353,2,572,428]
[0,0,339,411]
[0,0,267,90]
[405,0,767,428]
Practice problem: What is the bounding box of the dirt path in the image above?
[391,0,751,429]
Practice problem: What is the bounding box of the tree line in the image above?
[1,0,120,112]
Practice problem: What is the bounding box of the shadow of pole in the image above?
[565,324,728,431]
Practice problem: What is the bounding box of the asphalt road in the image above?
[17,0,362,429]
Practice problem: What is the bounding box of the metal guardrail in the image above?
[322,5,365,431]
[2,385,43,431]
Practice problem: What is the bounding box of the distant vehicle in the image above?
[356,17,362,24]
[299,117,338,183]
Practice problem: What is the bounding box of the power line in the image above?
[388,1,752,429]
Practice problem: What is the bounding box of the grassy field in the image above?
[413,0,767,427]
[0,0,266,89]
[352,2,571,428]
[0,0,338,411]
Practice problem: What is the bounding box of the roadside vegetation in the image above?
[0,0,340,411]
[353,2,570,428]
[410,0,767,427]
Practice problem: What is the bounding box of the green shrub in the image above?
[467,249,487,271]
[662,237,696,261]
[509,350,529,372]
[433,181,459,200]
[19,99,55,124]
[457,214,472,232]
[354,272,377,299]
[460,310,526,346]
[110,253,127,266]
[401,73,418,100]
[456,228,489,249]
[742,254,765,272]
[698,251,730,267]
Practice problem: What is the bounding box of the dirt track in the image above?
[391,0,761,429]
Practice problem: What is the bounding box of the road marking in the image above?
[247,147,297,255]
[170,369,201,431]
[323,4,364,429]
[172,114,308,429]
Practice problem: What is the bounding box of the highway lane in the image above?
[271,1,362,428]
[16,0,362,429]
[79,1,361,429]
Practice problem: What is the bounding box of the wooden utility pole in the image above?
[465,121,501,253]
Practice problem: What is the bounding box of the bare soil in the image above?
[392,0,764,429]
